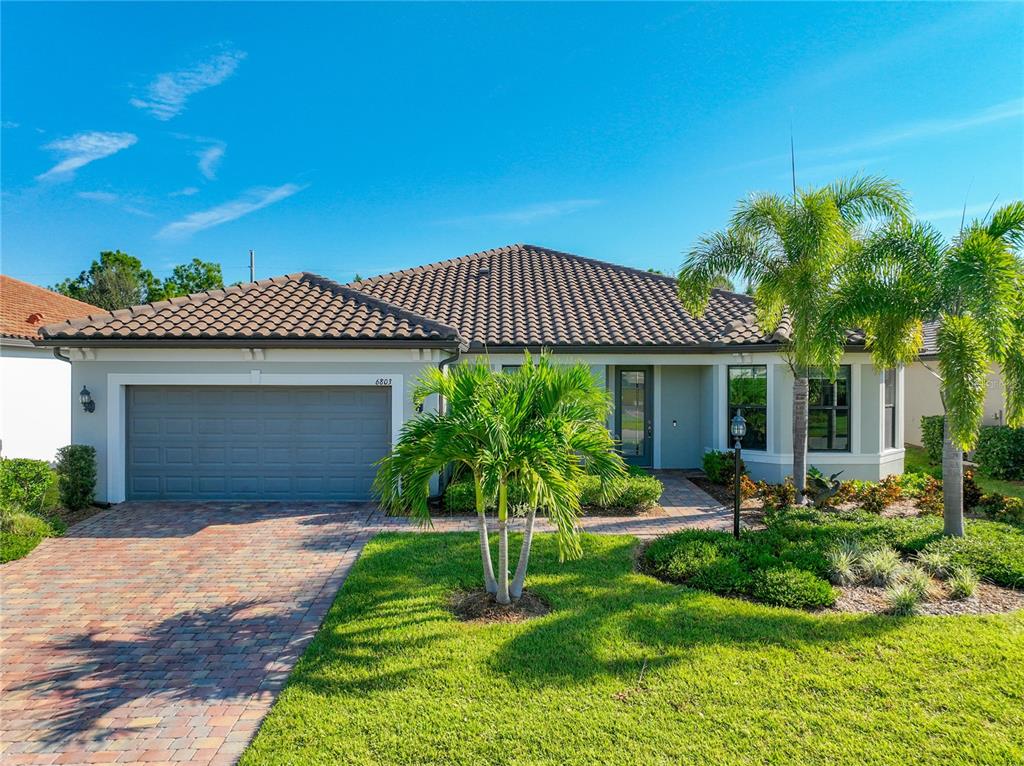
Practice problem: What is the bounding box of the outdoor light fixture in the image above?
[731,409,747,539]
[80,386,95,413]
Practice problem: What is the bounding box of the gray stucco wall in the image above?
[69,353,439,502]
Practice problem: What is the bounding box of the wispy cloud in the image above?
[170,186,200,197]
[440,199,602,226]
[131,48,246,120]
[2,121,19,129]
[36,131,138,181]
[76,191,119,203]
[157,183,305,239]
[917,202,997,223]
[196,141,226,179]
[76,190,154,218]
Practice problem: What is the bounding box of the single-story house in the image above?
[903,320,1006,446]
[1,275,102,461]
[36,244,905,503]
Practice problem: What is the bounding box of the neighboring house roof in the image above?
[921,319,939,357]
[352,243,787,350]
[37,273,465,348]
[0,275,102,341]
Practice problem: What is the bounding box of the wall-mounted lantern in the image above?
[80,386,95,413]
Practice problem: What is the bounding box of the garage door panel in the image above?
[126,385,390,501]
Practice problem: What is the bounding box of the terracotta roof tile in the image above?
[38,273,465,346]
[352,243,780,349]
[0,276,102,340]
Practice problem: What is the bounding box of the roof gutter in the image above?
[32,337,463,350]
[459,342,870,355]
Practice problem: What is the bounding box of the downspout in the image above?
[52,347,71,363]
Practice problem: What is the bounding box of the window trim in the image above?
[727,364,768,452]
[807,365,852,453]
[883,368,898,451]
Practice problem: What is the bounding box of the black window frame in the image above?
[807,365,852,453]
[727,365,768,451]
[883,368,897,450]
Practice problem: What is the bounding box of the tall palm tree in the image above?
[375,353,624,604]
[817,201,1024,536]
[678,176,910,502]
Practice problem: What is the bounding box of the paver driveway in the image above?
[0,476,726,765]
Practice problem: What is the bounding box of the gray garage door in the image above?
[126,385,391,501]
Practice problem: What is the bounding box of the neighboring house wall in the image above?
[66,347,443,503]
[0,341,71,461]
[903,361,1005,446]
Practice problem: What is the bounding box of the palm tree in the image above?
[817,202,1024,536]
[678,175,910,502]
[375,353,624,604]
[374,359,500,594]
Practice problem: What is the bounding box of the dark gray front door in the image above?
[616,367,653,467]
[126,385,390,501]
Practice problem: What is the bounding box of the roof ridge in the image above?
[350,244,515,287]
[297,272,466,342]
[38,274,301,338]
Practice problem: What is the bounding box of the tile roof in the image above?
[921,319,939,356]
[38,273,465,346]
[0,275,102,341]
[352,243,787,349]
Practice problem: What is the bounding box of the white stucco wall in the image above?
[903,361,1005,445]
[0,342,72,461]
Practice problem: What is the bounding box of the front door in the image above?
[616,367,653,467]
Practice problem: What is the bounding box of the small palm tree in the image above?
[678,175,909,502]
[818,201,1024,535]
[375,353,625,604]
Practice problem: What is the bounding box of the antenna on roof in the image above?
[249,249,255,282]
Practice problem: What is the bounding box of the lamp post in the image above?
[730,409,747,539]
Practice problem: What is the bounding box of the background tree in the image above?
[54,250,162,310]
[160,259,224,298]
[818,202,1024,536]
[678,176,909,503]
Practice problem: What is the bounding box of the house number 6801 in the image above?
[375,378,392,386]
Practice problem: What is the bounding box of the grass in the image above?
[0,510,65,563]
[241,532,1024,766]
[904,443,1024,499]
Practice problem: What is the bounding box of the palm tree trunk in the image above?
[510,507,537,600]
[942,416,965,537]
[495,481,511,605]
[793,376,809,504]
[475,476,497,594]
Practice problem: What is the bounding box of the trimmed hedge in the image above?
[443,470,663,514]
[0,459,57,513]
[974,426,1024,480]
[921,415,945,464]
[55,445,96,511]
[750,567,836,610]
[701,450,745,484]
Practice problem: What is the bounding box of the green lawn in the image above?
[241,533,1024,766]
[904,443,1024,499]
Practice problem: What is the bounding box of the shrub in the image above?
[963,469,983,511]
[885,582,922,616]
[896,471,932,499]
[643,529,738,583]
[860,547,902,586]
[756,480,797,511]
[916,477,944,515]
[689,556,751,595]
[914,549,952,578]
[860,478,903,514]
[921,415,945,464]
[738,474,757,500]
[917,526,1024,588]
[0,505,63,563]
[702,450,745,485]
[0,459,57,513]
[579,472,663,511]
[895,564,934,600]
[947,565,979,599]
[824,539,861,585]
[975,494,1024,526]
[55,445,96,511]
[749,567,836,609]
[974,425,1024,480]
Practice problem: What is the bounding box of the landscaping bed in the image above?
[241,532,1024,766]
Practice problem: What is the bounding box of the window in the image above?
[884,368,897,449]
[808,366,851,452]
[501,365,521,373]
[727,366,767,450]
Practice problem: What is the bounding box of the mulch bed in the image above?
[54,505,107,527]
[690,476,762,510]
[830,582,1024,616]
[448,588,552,624]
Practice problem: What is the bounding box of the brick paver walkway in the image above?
[0,474,725,765]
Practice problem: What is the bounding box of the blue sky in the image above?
[2,2,1022,288]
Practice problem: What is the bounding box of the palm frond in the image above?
[827,174,910,226]
[678,230,771,316]
[937,314,990,450]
